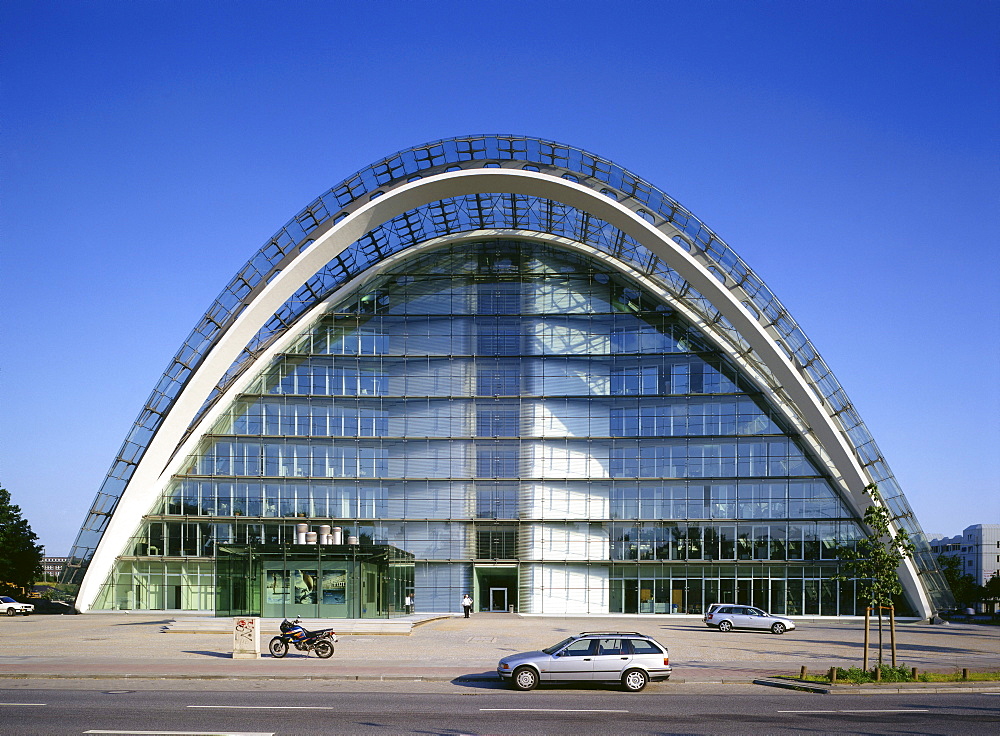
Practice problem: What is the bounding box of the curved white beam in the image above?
[77,168,930,616]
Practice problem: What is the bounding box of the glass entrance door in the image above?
[489,587,507,611]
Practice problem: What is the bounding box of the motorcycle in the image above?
[268,618,338,659]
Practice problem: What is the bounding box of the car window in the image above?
[629,639,661,655]
[542,636,576,655]
[719,606,732,613]
[749,608,764,616]
[596,638,625,656]
[561,639,597,656]
[0,597,13,603]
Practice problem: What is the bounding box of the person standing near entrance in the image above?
[462,593,473,618]
[404,594,413,614]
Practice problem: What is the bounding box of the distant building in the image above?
[929,524,1000,585]
[41,557,68,579]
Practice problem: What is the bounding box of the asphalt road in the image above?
[2,686,998,735]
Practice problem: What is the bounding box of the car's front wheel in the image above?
[622,668,649,692]
[718,620,733,632]
[512,666,539,691]
[5,608,15,617]
[771,622,786,635]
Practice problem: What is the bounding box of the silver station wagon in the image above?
[497,631,672,691]
[703,604,796,634]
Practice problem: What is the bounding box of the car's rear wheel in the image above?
[5,608,15,617]
[718,620,732,632]
[771,622,786,635]
[622,668,649,692]
[512,666,539,691]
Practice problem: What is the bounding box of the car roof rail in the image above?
[578,631,645,636]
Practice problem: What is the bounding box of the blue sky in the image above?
[3,0,997,554]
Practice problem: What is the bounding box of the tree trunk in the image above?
[863,606,871,669]
[877,606,884,667]
[890,606,897,668]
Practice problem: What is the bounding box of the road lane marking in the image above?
[187,705,335,710]
[479,708,629,713]
[0,702,46,706]
[778,709,929,714]
[85,732,273,736]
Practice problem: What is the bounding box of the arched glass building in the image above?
[65,135,951,618]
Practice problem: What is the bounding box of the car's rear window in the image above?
[629,639,662,655]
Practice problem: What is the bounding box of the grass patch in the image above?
[918,671,1000,682]
[783,666,1000,685]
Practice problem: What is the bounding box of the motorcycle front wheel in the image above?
[313,640,334,658]
[268,637,288,658]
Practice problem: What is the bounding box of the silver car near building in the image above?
[497,632,671,691]
[703,604,795,634]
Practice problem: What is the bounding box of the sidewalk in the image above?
[1,612,997,692]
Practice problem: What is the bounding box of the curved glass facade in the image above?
[95,240,871,615]
[68,135,951,616]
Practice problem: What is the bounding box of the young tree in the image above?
[0,486,45,595]
[835,484,915,668]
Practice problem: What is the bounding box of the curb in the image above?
[0,672,768,686]
[0,672,499,683]
[7,671,994,691]
[753,678,830,693]
[753,677,1000,695]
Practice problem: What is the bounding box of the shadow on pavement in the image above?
[451,675,653,693]
[450,675,507,690]
[790,638,993,655]
[113,619,174,626]
[183,650,231,658]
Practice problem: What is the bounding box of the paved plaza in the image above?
[1,613,996,687]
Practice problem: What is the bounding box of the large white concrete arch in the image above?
[76,167,931,616]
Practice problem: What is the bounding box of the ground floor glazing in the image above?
[93,557,905,617]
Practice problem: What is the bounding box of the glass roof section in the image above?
[65,135,947,606]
